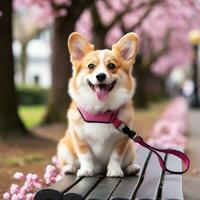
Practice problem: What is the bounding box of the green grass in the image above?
[18,105,46,128]
[0,153,48,166]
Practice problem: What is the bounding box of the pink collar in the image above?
[77,106,122,129]
[77,106,190,175]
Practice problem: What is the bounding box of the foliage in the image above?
[12,0,200,121]
[17,85,49,105]
[18,105,46,128]
[77,0,200,74]
[13,0,200,76]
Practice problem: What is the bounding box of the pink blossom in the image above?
[17,190,26,200]
[11,194,18,200]
[57,8,68,17]
[3,153,63,199]
[53,0,71,6]
[10,184,20,195]
[3,192,11,200]
[44,165,59,185]
[26,173,38,181]
[14,172,25,180]
[75,9,93,41]
[147,97,188,149]
[105,25,123,47]
[26,193,34,200]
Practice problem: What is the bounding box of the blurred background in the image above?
[0,0,200,199]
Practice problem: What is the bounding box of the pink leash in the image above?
[78,107,190,174]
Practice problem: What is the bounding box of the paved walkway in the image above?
[183,109,200,200]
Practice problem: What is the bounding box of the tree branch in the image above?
[125,0,162,32]
[102,0,162,35]
[104,0,131,12]
[105,3,132,31]
[90,1,106,33]
[142,30,172,68]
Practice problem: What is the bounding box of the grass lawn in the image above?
[18,105,46,128]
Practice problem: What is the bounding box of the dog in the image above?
[57,32,140,177]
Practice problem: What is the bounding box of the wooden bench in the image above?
[34,147,184,200]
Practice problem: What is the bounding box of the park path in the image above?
[183,109,200,200]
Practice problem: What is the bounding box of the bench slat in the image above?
[110,147,151,200]
[63,176,102,200]
[86,177,120,200]
[161,148,184,200]
[47,174,81,193]
[135,152,166,199]
[109,177,138,200]
[34,175,80,200]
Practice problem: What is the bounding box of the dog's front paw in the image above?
[77,168,94,177]
[62,164,77,174]
[125,164,140,176]
[106,168,124,177]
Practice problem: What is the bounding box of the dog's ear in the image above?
[68,32,94,63]
[112,33,139,61]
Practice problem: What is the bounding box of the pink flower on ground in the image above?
[14,172,25,180]
[26,193,34,200]
[3,192,11,200]
[11,194,18,200]
[10,184,20,195]
[147,97,188,149]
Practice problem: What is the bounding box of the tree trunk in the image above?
[43,0,94,123]
[0,0,27,138]
[133,63,149,108]
[43,17,75,123]
[19,42,28,84]
[133,57,166,108]
[90,3,107,49]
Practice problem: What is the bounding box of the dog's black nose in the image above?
[96,73,106,82]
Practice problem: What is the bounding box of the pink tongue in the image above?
[95,86,109,101]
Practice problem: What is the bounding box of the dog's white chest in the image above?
[76,122,123,164]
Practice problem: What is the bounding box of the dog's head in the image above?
[68,32,139,112]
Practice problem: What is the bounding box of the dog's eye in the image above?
[88,63,95,70]
[107,63,116,70]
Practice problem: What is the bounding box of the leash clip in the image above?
[117,122,127,132]
[117,122,138,140]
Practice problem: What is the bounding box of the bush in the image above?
[17,85,49,105]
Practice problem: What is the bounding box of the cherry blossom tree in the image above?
[89,0,165,107]
[76,0,200,107]
[13,0,200,121]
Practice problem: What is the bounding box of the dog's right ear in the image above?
[68,32,94,64]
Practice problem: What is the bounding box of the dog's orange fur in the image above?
[57,32,140,177]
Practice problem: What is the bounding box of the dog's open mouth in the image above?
[88,80,116,101]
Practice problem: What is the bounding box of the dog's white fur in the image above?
[57,32,140,177]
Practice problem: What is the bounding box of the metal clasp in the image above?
[117,122,127,132]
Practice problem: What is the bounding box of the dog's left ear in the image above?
[68,32,94,64]
[112,33,139,61]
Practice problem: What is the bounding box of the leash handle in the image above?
[113,120,190,174]
[134,135,190,174]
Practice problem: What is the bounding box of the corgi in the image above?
[57,32,140,177]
